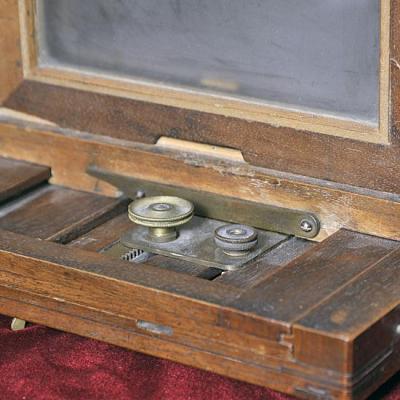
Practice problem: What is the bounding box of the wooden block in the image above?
[0,185,128,243]
[228,230,398,327]
[0,156,50,203]
[293,246,400,374]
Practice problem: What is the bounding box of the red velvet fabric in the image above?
[0,315,398,400]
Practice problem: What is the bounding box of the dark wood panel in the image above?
[0,185,128,243]
[0,156,50,203]
[293,245,400,374]
[5,80,400,194]
[229,230,398,325]
[215,237,315,288]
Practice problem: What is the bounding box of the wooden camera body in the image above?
[0,1,399,398]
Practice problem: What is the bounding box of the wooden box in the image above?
[0,1,399,398]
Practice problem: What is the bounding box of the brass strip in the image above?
[87,166,320,239]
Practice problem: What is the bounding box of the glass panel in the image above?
[37,0,380,123]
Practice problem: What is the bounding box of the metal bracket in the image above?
[87,166,320,239]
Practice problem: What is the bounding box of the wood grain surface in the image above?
[0,121,399,242]
[0,156,50,203]
[0,184,128,243]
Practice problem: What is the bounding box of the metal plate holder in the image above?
[87,166,320,239]
[120,215,285,271]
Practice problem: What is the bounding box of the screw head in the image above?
[135,190,146,199]
[300,219,314,233]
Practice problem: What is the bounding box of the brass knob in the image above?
[214,224,258,257]
[128,196,194,242]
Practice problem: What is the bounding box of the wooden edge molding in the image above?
[0,118,398,241]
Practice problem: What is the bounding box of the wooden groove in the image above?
[5,79,400,195]
[68,212,132,252]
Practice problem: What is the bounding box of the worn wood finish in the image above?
[0,2,399,398]
[0,226,399,399]
[20,0,389,143]
[0,121,399,243]
[0,284,347,400]
[391,0,400,141]
[229,231,398,327]
[0,184,128,243]
[0,229,295,361]
[293,246,400,374]
[0,156,50,202]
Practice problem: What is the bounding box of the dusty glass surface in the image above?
[37,0,380,123]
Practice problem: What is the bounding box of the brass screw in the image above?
[128,196,194,243]
[300,219,314,233]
